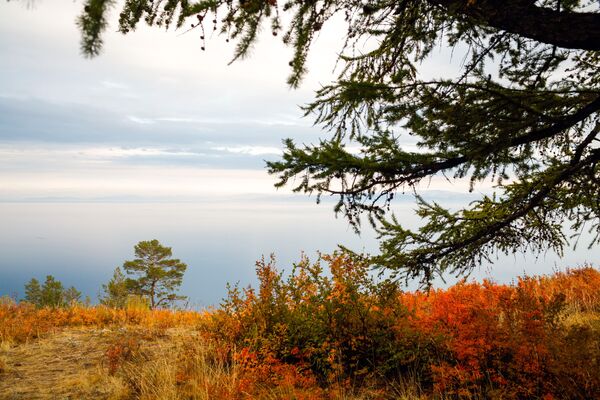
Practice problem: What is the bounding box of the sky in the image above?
[0,1,598,306]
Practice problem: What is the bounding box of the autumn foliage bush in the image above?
[204,255,600,399]
[0,301,202,344]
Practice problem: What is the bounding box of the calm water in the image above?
[0,200,381,306]
[1,200,597,306]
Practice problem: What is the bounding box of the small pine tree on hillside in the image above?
[99,267,129,308]
[63,286,82,305]
[23,276,82,308]
[40,275,64,307]
[122,240,188,309]
[24,278,42,307]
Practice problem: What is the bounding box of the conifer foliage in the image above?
[24,275,81,308]
[99,267,129,308]
[78,1,600,284]
[122,239,187,309]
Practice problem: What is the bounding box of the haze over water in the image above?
[2,198,597,306]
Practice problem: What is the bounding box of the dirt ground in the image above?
[0,328,116,399]
[0,326,176,400]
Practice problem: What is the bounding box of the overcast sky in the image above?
[0,0,331,201]
[1,1,598,305]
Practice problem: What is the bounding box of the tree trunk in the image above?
[430,0,600,50]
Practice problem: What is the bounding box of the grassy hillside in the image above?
[1,256,599,399]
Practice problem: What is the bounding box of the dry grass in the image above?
[0,327,128,399]
[0,325,424,399]
[0,315,596,399]
[0,326,196,400]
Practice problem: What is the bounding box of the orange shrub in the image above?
[205,256,600,399]
[105,336,141,375]
[0,302,204,344]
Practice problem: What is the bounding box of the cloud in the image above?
[0,164,286,201]
[212,145,282,156]
[128,115,156,125]
[0,146,200,160]
[0,96,324,147]
[101,80,129,90]
[134,115,310,128]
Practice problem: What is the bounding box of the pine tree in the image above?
[77,1,600,285]
[63,286,82,305]
[24,276,82,307]
[40,275,64,308]
[24,278,42,307]
[99,267,129,308]
[122,240,187,309]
